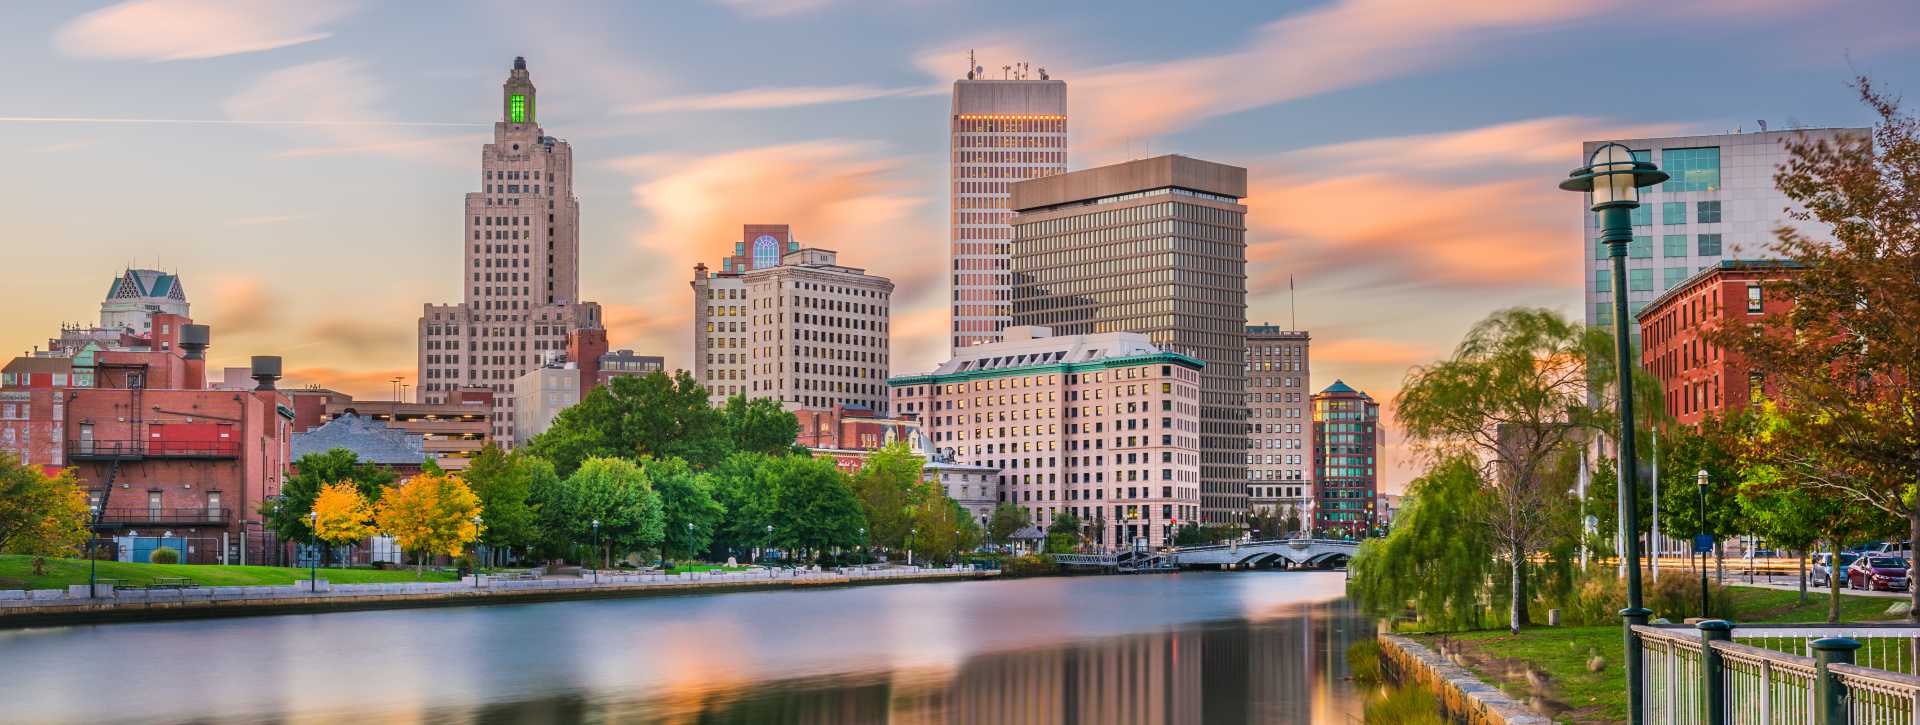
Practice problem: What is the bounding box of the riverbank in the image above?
[0,565,995,628]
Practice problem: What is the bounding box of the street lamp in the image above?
[472,513,484,588]
[684,521,694,572]
[307,510,319,592]
[909,527,917,567]
[858,527,866,568]
[765,524,774,569]
[1698,469,1710,618]
[590,518,600,584]
[1560,142,1668,725]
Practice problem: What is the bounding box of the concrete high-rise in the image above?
[1245,325,1311,522]
[1579,128,1864,342]
[417,57,603,442]
[1009,154,1250,528]
[949,65,1066,353]
[692,228,893,411]
[1311,380,1380,539]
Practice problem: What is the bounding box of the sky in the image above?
[4,0,1919,493]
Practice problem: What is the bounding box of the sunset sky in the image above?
[5,0,1918,492]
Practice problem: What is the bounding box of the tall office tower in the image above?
[950,65,1066,353]
[692,230,892,411]
[1009,154,1251,528]
[1310,380,1380,539]
[890,326,1204,549]
[417,57,603,443]
[1580,128,1864,343]
[1245,325,1311,524]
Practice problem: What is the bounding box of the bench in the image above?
[149,577,199,590]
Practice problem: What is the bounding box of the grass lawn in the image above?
[665,564,758,575]
[1403,585,1906,724]
[0,555,458,590]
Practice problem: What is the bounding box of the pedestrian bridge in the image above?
[1170,538,1362,569]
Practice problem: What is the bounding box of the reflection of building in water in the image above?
[945,629,1207,725]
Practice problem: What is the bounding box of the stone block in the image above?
[29,589,68,601]
[0,590,25,601]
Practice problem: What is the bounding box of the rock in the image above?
[1650,617,1671,624]
[1587,655,1607,672]
[1887,601,1912,617]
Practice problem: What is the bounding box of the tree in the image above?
[708,452,775,558]
[1349,456,1496,630]
[527,371,730,475]
[264,448,396,557]
[987,503,1030,547]
[849,442,926,550]
[909,495,979,564]
[1172,523,1208,547]
[311,482,375,565]
[0,454,89,561]
[722,395,802,456]
[540,456,664,568]
[462,445,540,562]
[649,456,725,566]
[1708,79,1920,622]
[1395,308,1614,633]
[374,471,483,576]
[765,454,866,562]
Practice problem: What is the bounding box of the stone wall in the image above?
[1377,633,1553,725]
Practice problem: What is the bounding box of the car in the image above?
[1846,555,1911,592]
[1812,552,1860,587]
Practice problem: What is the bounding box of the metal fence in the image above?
[1635,622,1920,724]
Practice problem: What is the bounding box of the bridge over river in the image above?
[1055,538,1362,572]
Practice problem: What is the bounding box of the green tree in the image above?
[764,454,866,562]
[540,456,664,568]
[648,456,725,566]
[527,371,729,475]
[721,394,802,456]
[708,452,775,559]
[987,503,1030,547]
[1349,456,1496,630]
[262,449,396,559]
[1172,523,1207,547]
[909,494,979,564]
[462,444,540,561]
[1656,417,1750,584]
[0,454,90,560]
[849,442,926,550]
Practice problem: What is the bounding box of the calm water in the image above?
[0,571,1370,724]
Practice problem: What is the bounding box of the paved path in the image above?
[1715,571,1905,599]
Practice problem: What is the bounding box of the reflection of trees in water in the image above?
[452,598,1369,724]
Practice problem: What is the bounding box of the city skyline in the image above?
[5,1,1918,493]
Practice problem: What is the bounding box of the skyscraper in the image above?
[1245,325,1311,523]
[1009,154,1250,528]
[950,64,1066,353]
[1311,380,1379,539]
[417,57,602,442]
[1579,128,1864,342]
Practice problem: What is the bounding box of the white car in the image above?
[1812,552,1861,588]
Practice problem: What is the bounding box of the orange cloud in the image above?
[201,274,279,337]
[282,366,414,400]
[1314,338,1435,368]
[55,0,355,62]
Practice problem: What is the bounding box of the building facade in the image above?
[288,390,492,469]
[889,326,1204,549]
[1636,259,1803,426]
[417,57,603,442]
[1581,128,1864,343]
[950,70,1067,352]
[512,363,579,448]
[1245,325,1311,520]
[1008,154,1250,529]
[692,239,893,412]
[1311,380,1380,539]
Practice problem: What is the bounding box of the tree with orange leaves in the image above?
[374,472,483,576]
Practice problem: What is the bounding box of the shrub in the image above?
[1364,685,1446,725]
[1347,640,1384,686]
[1000,554,1057,577]
[148,546,180,565]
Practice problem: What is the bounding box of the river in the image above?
[1,570,1370,724]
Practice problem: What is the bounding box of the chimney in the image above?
[567,328,609,401]
[179,324,210,390]
[250,356,283,391]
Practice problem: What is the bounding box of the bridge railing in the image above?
[1634,622,1920,724]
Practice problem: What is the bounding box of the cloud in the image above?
[282,366,414,400]
[710,0,841,18]
[32,140,94,153]
[223,214,306,227]
[54,0,356,62]
[306,318,411,355]
[222,58,474,162]
[202,275,278,336]
[623,84,927,114]
[1313,339,1435,368]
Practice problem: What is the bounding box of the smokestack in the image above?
[250,356,282,391]
[180,325,210,390]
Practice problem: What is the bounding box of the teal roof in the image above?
[106,269,184,301]
[1320,379,1357,394]
[888,351,1204,387]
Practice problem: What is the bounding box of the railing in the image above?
[68,440,241,459]
[94,507,232,526]
[1635,622,1920,724]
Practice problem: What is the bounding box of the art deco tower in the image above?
[417,57,602,443]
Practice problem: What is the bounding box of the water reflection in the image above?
[1,571,1369,724]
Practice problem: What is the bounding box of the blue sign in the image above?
[1693,534,1715,554]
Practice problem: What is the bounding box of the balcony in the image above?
[93,507,232,527]
[68,440,242,460]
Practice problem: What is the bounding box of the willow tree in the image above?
[1348,456,1493,630]
[1710,79,1920,622]
[1396,308,1609,633]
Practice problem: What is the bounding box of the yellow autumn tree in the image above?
[311,482,375,566]
[374,471,483,576]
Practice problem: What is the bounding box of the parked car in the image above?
[1812,552,1860,587]
[1846,555,1911,592]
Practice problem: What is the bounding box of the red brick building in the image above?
[1636,260,1804,426]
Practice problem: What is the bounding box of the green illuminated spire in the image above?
[503,57,535,125]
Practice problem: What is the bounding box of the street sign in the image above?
[1693,534,1714,554]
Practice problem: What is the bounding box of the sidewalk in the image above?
[1710,570,1906,599]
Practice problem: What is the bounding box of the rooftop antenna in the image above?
[966,49,976,80]
[1289,274,1297,330]
[1002,64,1011,79]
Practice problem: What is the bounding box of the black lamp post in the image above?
[1560,142,1668,725]
[1698,469,1710,617]
[858,527,866,568]
[307,510,319,592]
[590,518,600,583]
[684,521,694,572]
[472,513,483,588]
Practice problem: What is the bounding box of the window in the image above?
[1629,236,1652,259]
[1663,267,1689,290]
[1697,233,1723,256]
[1595,303,1612,326]
[1663,234,1688,257]
[1593,269,1611,293]
[1746,284,1763,313]
[1630,204,1651,227]
[1663,202,1687,225]
[509,94,528,123]
[1595,238,1610,260]
[1663,147,1722,192]
[1697,201,1723,224]
[1629,268,1653,292]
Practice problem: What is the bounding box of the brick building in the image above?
[1636,259,1804,426]
[1311,380,1380,539]
[1245,325,1311,521]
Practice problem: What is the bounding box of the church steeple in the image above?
[503,56,535,125]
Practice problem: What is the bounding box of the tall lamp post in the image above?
[590,518,600,584]
[472,513,484,588]
[1698,470,1710,617]
[858,527,866,568]
[1560,142,1668,725]
[307,510,319,592]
